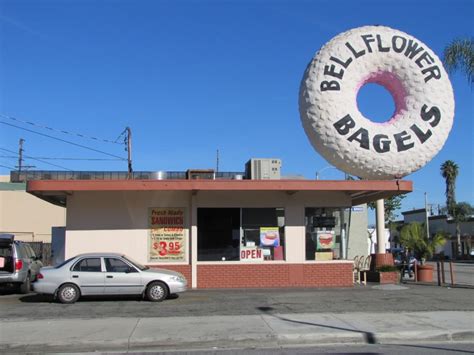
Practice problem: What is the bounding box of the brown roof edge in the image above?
[26,179,413,192]
[26,179,412,207]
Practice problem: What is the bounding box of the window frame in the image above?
[71,257,103,272]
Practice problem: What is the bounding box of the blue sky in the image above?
[0,0,472,221]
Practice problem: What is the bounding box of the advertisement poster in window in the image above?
[316,231,335,250]
[148,208,186,262]
[260,227,280,247]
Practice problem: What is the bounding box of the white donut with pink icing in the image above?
[299,26,454,179]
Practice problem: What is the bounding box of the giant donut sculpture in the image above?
[299,26,454,179]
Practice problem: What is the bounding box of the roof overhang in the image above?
[26,179,413,207]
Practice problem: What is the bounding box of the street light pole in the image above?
[425,192,430,239]
[316,166,338,180]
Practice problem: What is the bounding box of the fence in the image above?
[29,242,52,266]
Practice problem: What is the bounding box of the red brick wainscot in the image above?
[149,265,192,286]
[197,262,353,288]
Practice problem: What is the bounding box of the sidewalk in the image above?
[1,311,473,352]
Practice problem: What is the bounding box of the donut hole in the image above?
[357,83,396,123]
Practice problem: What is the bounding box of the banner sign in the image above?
[260,227,280,247]
[316,231,335,250]
[148,208,186,262]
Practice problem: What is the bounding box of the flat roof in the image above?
[27,179,412,207]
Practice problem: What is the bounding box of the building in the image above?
[0,175,66,243]
[24,169,411,289]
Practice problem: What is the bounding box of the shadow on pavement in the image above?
[19,293,180,303]
[402,281,474,289]
[256,306,377,344]
[20,294,55,303]
[399,343,474,353]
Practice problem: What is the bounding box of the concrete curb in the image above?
[1,312,473,352]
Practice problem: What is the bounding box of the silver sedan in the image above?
[32,253,187,303]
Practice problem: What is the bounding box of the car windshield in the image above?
[54,257,76,269]
[123,256,149,271]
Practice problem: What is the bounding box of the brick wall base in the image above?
[197,263,353,288]
[367,271,400,284]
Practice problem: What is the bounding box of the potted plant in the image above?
[400,222,446,282]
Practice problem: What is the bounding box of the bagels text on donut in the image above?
[333,103,441,153]
[320,32,442,92]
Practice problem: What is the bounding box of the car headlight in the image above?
[169,275,185,283]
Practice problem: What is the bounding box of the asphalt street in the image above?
[0,282,473,320]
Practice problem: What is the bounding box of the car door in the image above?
[104,257,142,295]
[70,257,105,295]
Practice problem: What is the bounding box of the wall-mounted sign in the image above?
[316,231,335,250]
[148,208,186,262]
[260,227,280,247]
[240,246,264,262]
[299,25,454,179]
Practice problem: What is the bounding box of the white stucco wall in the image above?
[65,190,351,265]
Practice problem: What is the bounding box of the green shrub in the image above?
[376,265,399,272]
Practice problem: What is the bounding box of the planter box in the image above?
[366,271,400,284]
[417,264,434,282]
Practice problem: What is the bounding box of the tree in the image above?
[443,38,474,85]
[368,194,406,224]
[400,222,446,263]
[440,160,458,216]
[451,202,474,256]
[440,160,461,255]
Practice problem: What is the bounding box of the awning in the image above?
[26,179,413,207]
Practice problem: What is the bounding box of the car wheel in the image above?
[19,274,31,294]
[57,284,80,304]
[146,281,168,302]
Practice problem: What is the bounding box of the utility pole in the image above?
[216,149,219,173]
[126,127,133,178]
[18,138,25,173]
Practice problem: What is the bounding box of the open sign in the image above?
[240,247,263,262]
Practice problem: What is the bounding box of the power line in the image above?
[0,154,121,161]
[115,128,128,143]
[21,157,123,161]
[0,120,127,160]
[0,147,73,171]
[0,113,123,145]
[0,163,15,170]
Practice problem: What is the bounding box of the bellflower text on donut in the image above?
[320,32,442,92]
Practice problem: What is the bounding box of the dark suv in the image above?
[0,234,43,293]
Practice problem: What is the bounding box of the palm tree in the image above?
[440,160,458,216]
[440,160,462,256]
[443,38,474,85]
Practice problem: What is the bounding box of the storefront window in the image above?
[197,208,285,262]
[305,208,347,261]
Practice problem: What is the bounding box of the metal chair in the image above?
[352,256,361,284]
[360,255,372,286]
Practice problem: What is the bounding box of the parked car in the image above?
[0,234,43,293]
[32,253,187,303]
